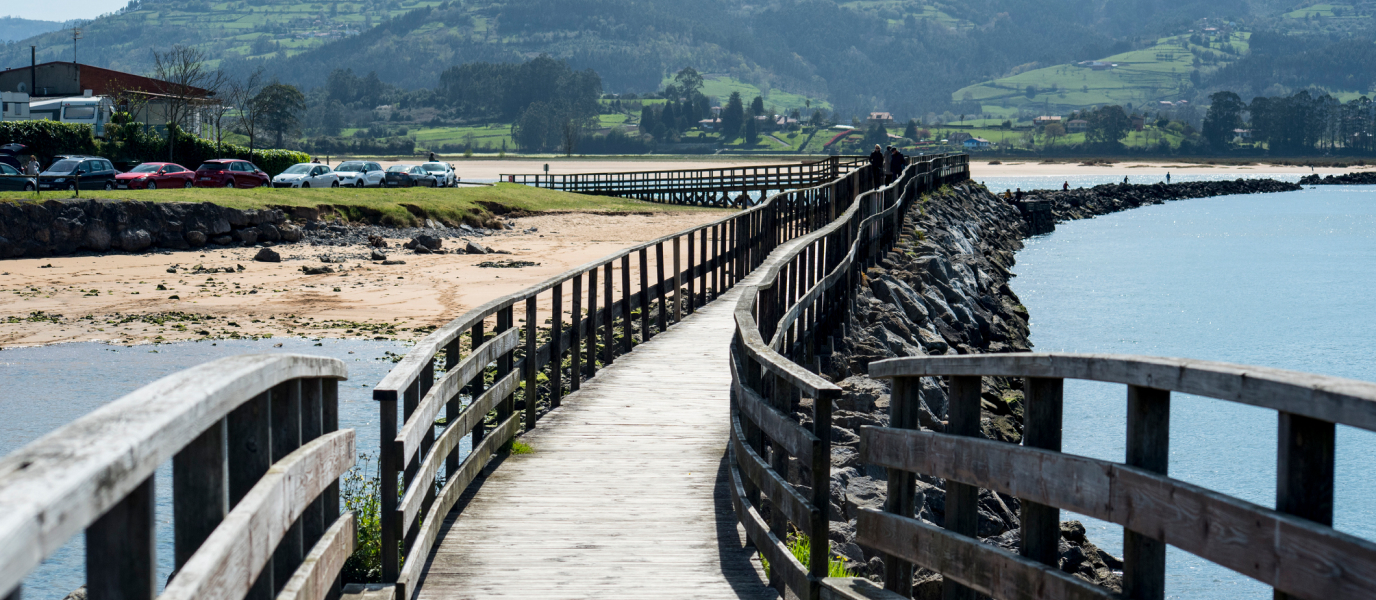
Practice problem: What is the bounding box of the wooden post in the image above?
[882,376,921,595]
[655,242,667,332]
[699,228,708,304]
[1124,385,1170,600]
[524,296,539,429]
[1275,412,1335,600]
[272,380,303,594]
[551,283,563,408]
[621,256,632,354]
[686,232,696,314]
[1021,377,1064,567]
[570,277,582,392]
[496,307,514,445]
[87,475,155,600]
[638,248,650,341]
[469,322,487,447]
[942,375,981,600]
[603,263,613,366]
[301,378,325,549]
[443,339,462,475]
[673,236,683,323]
[173,419,226,568]
[230,392,275,598]
[587,269,598,376]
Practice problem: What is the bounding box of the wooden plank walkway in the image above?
[413,240,807,600]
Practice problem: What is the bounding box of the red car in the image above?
[194,159,271,188]
[115,162,196,190]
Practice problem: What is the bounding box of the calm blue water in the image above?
[0,337,425,599]
[1008,184,1376,598]
[978,172,1304,195]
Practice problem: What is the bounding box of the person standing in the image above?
[888,146,906,183]
[1015,188,1023,201]
[429,152,437,162]
[1166,172,1171,184]
[23,155,40,188]
[1063,181,1069,191]
[869,144,884,184]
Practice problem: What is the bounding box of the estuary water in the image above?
[0,337,428,599]
[999,181,1376,598]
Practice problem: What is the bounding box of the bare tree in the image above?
[560,117,580,156]
[228,66,267,158]
[152,45,225,161]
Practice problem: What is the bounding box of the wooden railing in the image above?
[852,354,1376,600]
[373,153,963,599]
[728,155,970,600]
[500,156,870,205]
[0,354,353,600]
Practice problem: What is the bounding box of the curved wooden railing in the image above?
[728,155,970,599]
[0,354,352,600]
[856,354,1376,600]
[374,153,961,599]
[501,156,870,205]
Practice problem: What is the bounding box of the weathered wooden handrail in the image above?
[501,156,871,205]
[374,151,918,599]
[727,153,971,600]
[0,354,352,600]
[859,353,1376,600]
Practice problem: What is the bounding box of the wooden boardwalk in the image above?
[412,240,807,599]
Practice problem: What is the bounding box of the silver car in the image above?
[421,162,457,187]
[333,160,386,187]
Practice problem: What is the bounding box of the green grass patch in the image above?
[1,183,727,228]
[758,533,853,578]
[510,440,534,455]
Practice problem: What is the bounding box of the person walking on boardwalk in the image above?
[869,145,884,183]
[888,146,906,183]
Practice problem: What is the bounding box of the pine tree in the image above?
[750,95,765,117]
[722,92,745,140]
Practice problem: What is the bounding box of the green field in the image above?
[657,75,831,113]
[1,183,724,228]
[954,32,1250,116]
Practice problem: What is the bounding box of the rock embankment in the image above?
[1018,178,1301,225]
[815,183,1124,596]
[0,198,302,258]
[1299,172,1376,185]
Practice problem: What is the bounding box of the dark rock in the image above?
[118,229,152,252]
[301,265,334,275]
[210,235,233,246]
[257,223,281,242]
[368,234,387,248]
[465,241,490,255]
[236,227,259,245]
[413,245,431,254]
[370,249,387,261]
[254,248,281,263]
[280,224,303,243]
[186,230,208,247]
[381,260,406,265]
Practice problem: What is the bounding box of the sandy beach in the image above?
[0,210,730,348]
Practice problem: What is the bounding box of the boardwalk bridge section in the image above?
[4,155,1376,600]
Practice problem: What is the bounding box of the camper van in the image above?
[1,92,30,121]
[28,92,115,136]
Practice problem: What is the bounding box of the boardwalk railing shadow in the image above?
[0,354,354,600]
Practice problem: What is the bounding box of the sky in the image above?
[6,1,126,22]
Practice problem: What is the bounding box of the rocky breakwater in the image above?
[1299,171,1376,185]
[0,198,303,258]
[1018,178,1301,226]
[804,183,1124,596]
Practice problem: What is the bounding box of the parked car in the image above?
[0,143,29,171]
[0,162,34,192]
[333,160,386,187]
[384,164,436,187]
[115,162,195,190]
[273,163,340,188]
[194,159,270,188]
[421,162,457,187]
[38,156,118,191]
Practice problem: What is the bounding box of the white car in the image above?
[421,162,457,187]
[333,160,386,187]
[272,163,339,188]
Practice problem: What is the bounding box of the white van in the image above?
[28,93,115,136]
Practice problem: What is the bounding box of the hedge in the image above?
[0,120,308,176]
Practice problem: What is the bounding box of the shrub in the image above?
[0,121,99,163]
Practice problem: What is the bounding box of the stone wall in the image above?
[0,199,303,258]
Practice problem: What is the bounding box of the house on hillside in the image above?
[1131,115,1145,131]
[1067,119,1088,133]
[962,137,991,150]
[698,117,722,131]
[867,112,895,126]
[948,131,972,144]
[1079,61,1116,71]
[1034,116,1061,126]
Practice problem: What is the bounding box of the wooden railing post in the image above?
[655,242,668,332]
[173,418,226,569]
[571,277,582,391]
[468,321,487,446]
[603,263,614,366]
[301,378,325,549]
[1021,377,1064,567]
[674,236,683,323]
[882,375,921,595]
[496,306,515,444]
[943,375,982,600]
[271,380,304,593]
[638,248,651,340]
[1124,385,1170,600]
[810,388,835,593]
[230,391,276,598]
[551,283,563,408]
[86,474,154,600]
[1275,412,1335,600]
[587,269,599,377]
[621,256,633,354]
[525,296,538,430]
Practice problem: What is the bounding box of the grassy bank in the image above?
[2,183,726,228]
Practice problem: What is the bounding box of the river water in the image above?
[992,178,1376,598]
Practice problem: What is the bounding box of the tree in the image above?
[673,67,703,98]
[256,81,306,148]
[903,119,918,140]
[1086,105,1131,145]
[152,45,225,161]
[228,67,267,156]
[1044,122,1066,146]
[722,92,745,140]
[744,116,759,145]
[749,95,765,117]
[1203,91,1245,149]
[561,117,579,156]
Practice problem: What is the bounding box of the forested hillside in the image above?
[0,17,63,42]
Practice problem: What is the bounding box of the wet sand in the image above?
[0,210,730,347]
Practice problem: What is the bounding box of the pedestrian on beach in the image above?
[1063,181,1069,191]
[1015,188,1023,201]
[1123,176,1129,184]
[1004,189,1012,200]
[888,146,906,183]
[1166,172,1171,184]
[869,144,885,183]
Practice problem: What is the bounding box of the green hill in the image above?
[0,16,64,42]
